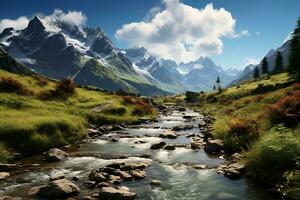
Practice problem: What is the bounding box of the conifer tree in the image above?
[274,51,283,73]
[288,17,300,80]
[261,57,269,74]
[253,67,260,79]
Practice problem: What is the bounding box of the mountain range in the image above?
[4,15,287,95]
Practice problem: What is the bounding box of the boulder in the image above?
[44,148,69,162]
[99,187,136,200]
[178,107,186,112]
[131,170,146,179]
[87,128,103,137]
[83,181,96,189]
[112,125,125,131]
[37,179,80,198]
[150,142,166,150]
[150,180,161,186]
[172,125,194,131]
[50,173,65,181]
[224,169,242,180]
[89,169,108,182]
[204,139,224,154]
[159,130,177,139]
[164,145,176,150]
[111,138,119,142]
[0,172,10,180]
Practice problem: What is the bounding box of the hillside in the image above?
[0,69,156,162]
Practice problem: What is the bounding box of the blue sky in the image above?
[0,0,299,69]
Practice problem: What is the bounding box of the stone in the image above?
[44,148,69,162]
[107,162,124,169]
[50,171,65,181]
[191,141,202,149]
[172,125,194,131]
[112,125,125,131]
[224,169,242,180]
[164,145,176,150]
[72,176,79,181]
[28,186,43,197]
[178,107,186,112]
[192,165,207,170]
[0,172,10,180]
[134,140,147,144]
[131,170,145,179]
[150,142,166,150]
[150,180,161,186]
[89,169,108,182]
[97,182,110,188]
[159,130,177,139]
[37,179,80,198]
[87,128,103,137]
[204,139,224,154]
[118,171,133,181]
[99,187,136,200]
[111,138,119,142]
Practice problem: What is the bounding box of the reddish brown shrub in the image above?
[55,78,75,95]
[267,90,300,127]
[0,77,32,95]
[32,74,48,86]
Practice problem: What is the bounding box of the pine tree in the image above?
[213,84,216,90]
[273,51,283,73]
[253,67,260,79]
[261,57,269,74]
[288,17,300,80]
[216,76,222,92]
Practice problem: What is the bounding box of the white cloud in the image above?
[0,17,29,32]
[116,0,247,63]
[16,57,37,65]
[244,57,260,66]
[229,29,250,38]
[0,9,87,33]
[50,9,87,25]
[256,31,260,36]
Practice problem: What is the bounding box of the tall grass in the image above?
[247,125,300,184]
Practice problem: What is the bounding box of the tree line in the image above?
[253,17,300,80]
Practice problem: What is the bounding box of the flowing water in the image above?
[0,109,279,199]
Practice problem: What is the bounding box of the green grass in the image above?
[0,69,156,161]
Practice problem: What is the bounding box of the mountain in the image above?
[123,47,186,93]
[231,34,291,85]
[0,16,170,96]
[180,57,239,91]
[0,47,32,75]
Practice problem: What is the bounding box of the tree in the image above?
[288,17,300,80]
[273,51,284,73]
[213,84,216,90]
[216,76,222,92]
[261,57,269,74]
[253,67,260,79]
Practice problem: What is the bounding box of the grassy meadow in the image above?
[0,69,156,162]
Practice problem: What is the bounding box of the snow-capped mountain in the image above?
[124,48,238,92]
[0,16,169,96]
[231,33,291,85]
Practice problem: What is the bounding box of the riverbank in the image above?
[0,107,278,199]
[161,72,300,199]
[0,69,156,163]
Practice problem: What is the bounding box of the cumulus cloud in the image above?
[244,57,260,66]
[49,9,87,25]
[0,16,29,32]
[116,0,247,63]
[0,9,87,33]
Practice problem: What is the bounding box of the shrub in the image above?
[55,78,75,95]
[132,100,155,116]
[0,77,32,95]
[32,74,48,86]
[214,117,259,153]
[247,125,300,184]
[267,90,300,127]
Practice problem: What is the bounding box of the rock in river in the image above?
[99,187,136,200]
[204,139,224,154]
[159,130,177,139]
[150,142,166,150]
[37,179,80,198]
[0,172,10,180]
[44,148,69,162]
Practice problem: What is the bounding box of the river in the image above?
[0,108,279,199]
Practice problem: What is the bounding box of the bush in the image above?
[55,78,75,95]
[247,125,300,184]
[214,117,258,153]
[267,90,300,127]
[132,100,156,116]
[32,74,48,86]
[0,77,32,95]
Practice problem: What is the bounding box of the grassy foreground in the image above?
[161,73,300,198]
[0,69,156,162]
